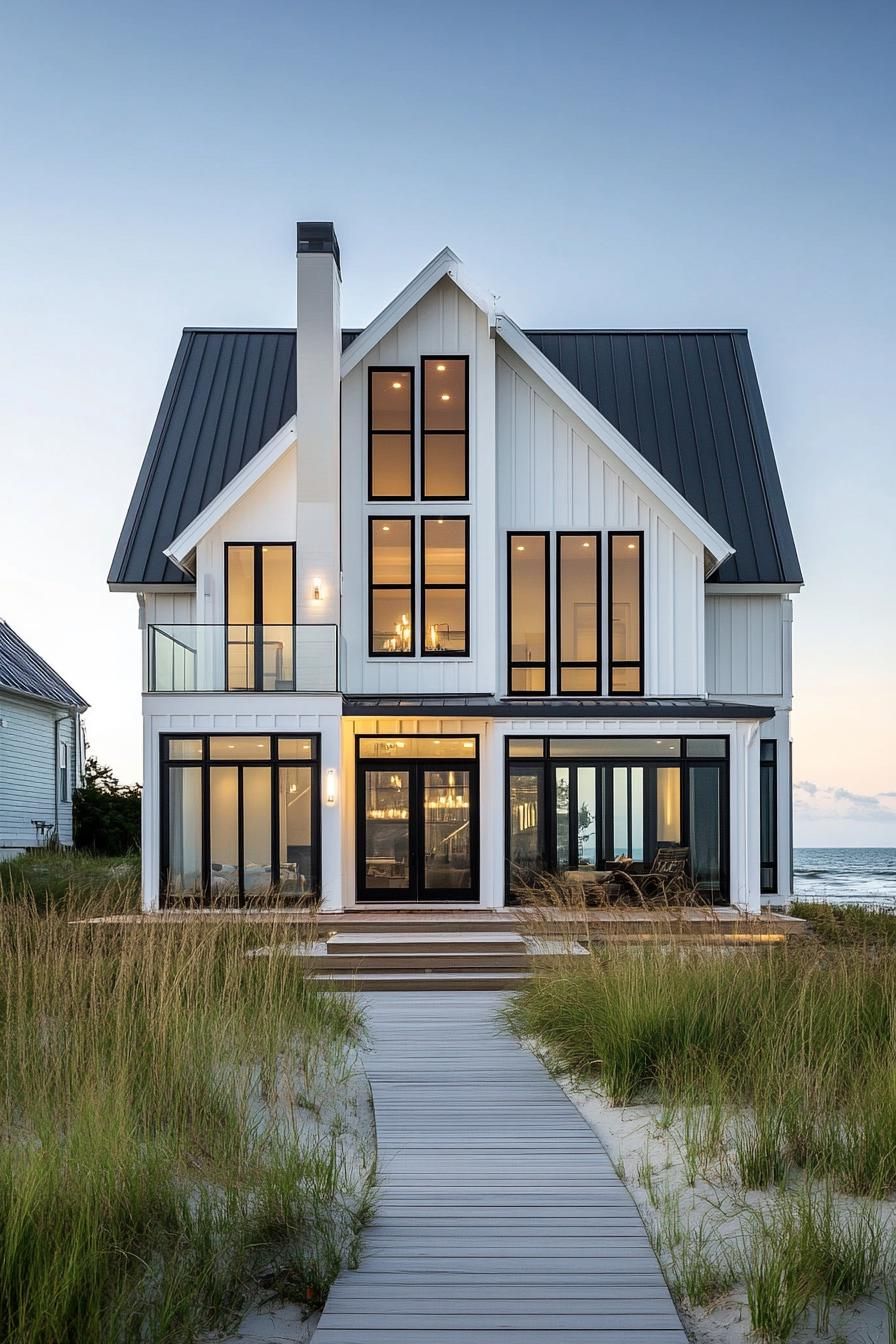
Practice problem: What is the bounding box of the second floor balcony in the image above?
[146,624,338,693]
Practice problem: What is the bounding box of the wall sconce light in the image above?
[312,578,322,602]
[325,768,337,806]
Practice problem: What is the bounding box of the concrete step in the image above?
[315,969,531,991]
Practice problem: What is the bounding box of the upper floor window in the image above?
[225,543,295,690]
[423,357,470,499]
[608,533,643,695]
[557,533,600,693]
[423,517,469,655]
[508,533,549,693]
[369,368,413,499]
[369,518,414,656]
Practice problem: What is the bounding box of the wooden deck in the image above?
[315,992,688,1343]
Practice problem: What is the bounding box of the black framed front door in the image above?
[357,755,478,903]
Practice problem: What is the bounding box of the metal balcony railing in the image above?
[146,624,338,693]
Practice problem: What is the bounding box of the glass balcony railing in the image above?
[146,625,338,693]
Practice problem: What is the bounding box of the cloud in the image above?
[794,780,896,826]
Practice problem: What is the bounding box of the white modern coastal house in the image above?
[109,223,801,915]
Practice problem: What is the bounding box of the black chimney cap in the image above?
[296,221,341,277]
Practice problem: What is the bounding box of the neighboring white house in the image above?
[110,223,802,914]
[0,621,88,856]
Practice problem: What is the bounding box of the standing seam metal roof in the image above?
[109,326,800,587]
[0,621,88,709]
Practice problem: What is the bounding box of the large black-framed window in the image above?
[369,517,415,656]
[368,367,414,500]
[160,734,321,907]
[505,735,729,904]
[608,532,644,695]
[422,516,469,655]
[224,542,296,691]
[508,532,550,694]
[557,532,600,693]
[421,356,469,500]
[760,739,777,894]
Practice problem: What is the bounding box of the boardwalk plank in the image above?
[316,991,686,1342]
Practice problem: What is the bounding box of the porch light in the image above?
[312,578,322,602]
[325,768,337,806]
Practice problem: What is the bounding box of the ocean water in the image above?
[793,848,896,906]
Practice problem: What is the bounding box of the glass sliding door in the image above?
[225,543,295,690]
[357,740,478,902]
[166,766,203,898]
[505,737,730,904]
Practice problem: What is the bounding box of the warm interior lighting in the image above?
[392,381,402,389]
[516,544,525,551]
[312,578,321,602]
[325,768,337,806]
[382,524,390,532]
[384,612,412,653]
[582,541,590,548]
[440,393,451,401]
[436,363,446,371]
[627,542,636,550]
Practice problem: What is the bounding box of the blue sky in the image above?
[1,0,893,845]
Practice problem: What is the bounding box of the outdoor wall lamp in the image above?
[312,578,322,602]
[325,768,337,806]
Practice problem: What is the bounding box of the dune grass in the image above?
[0,881,372,1344]
[790,897,896,948]
[0,849,141,911]
[506,937,896,1339]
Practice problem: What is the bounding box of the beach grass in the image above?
[0,878,372,1344]
[790,897,896,948]
[507,934,896,1339]
[0,849,141,911]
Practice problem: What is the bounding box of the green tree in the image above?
[73,757,141,855]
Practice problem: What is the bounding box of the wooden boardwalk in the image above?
[315,992,687,1343]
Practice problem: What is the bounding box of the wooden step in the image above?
[315,970,531,991]
[325,931,526,957]
[312,951,532,972]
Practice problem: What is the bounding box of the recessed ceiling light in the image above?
[436,363,446,371]
[582,541,590,548]
[437,518,444,524]
[382,525,390,532]
[463,742,473,749]
[516,544,525,551]
[392,381,402,389]
[627,542,636,550]
[440,393,450,401]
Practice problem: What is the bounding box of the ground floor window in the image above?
[760,739,777,893]
[506,735,728,903]
[162,734,320,905]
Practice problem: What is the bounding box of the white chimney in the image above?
[295,221,341,640]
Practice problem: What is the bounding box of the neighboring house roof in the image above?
[110,322,801,588]
[0,621,88,710]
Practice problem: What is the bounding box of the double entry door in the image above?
[358,749,478,903]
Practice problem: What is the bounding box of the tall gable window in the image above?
[423,517,469,655]
[608,533,643,695]
[369,518,414,656]
[508,533,549,693]
[557,533,600,693]
[422,357,468,499]
[369,368,413,499]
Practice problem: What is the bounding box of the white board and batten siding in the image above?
[496,345,706,697]
[340,277,497,696]
[0,696,80,851]
[705,594,792,704]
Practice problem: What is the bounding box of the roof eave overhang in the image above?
[341,248,494,378]
[163,416,297,572]
[495,315,735,572]
[0,684,89,713]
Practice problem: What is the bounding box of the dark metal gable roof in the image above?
[111,325,801,587]
[109,330,297,586]
[0,622,88,710]
[526,331,801,585]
